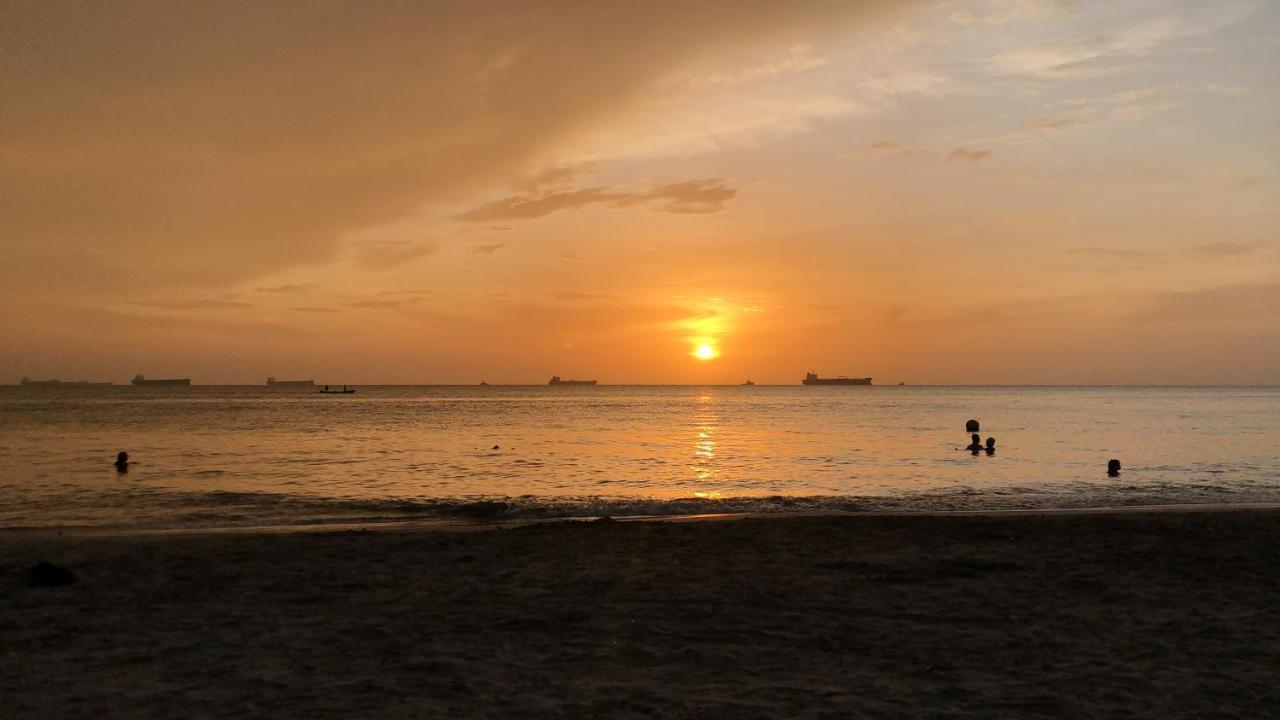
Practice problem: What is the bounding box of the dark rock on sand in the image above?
[26,561,76,587]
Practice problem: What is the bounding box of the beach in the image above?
[3,508,1277,718]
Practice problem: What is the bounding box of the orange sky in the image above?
[3,0,1278,384]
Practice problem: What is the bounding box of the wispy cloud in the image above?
[865,141,991,163]
[140,299,253,310]
[987,3,1258,78]
[466,243,507,255]
[947,147,992,163]
[1189,241,1273,258]
[347,297,427,310]
[455,179,736,223]
[351,241,439,271]
[1067,246,1161,259]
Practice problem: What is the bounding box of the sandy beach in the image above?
[3,509,1278,719]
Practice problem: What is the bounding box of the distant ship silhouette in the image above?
[801,372,872,386]
[21,378,112,386]
[132,374,191,387]
[549,376,597,386]
[266,377,314,388]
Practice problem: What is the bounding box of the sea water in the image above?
[1,385,1277,531]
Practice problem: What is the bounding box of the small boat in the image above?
[741,379,755,386]
[316,385,356,394]
[479,381,490,386]
[802,372,872,386]
[549,376,597,386]
[132,374,191,387]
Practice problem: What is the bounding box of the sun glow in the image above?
[693,343,719,361]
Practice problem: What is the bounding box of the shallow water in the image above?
[1,385,1277,530]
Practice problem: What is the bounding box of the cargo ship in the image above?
[20,378,112,386]
[131,374,191,387]
[266,377,315,388]
[802,372,872,386]
[549,376,597,386]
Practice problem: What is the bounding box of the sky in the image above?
[3,0,1278,384]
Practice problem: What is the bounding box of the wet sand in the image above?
[3,509,1278,718]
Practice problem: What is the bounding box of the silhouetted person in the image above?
[966,433,983,453]
[966,419,980,433]
[984,437,996,455]
[1108,459,1121,477]
[114,451,129,473]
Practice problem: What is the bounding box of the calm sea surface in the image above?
[2,385,1277,531]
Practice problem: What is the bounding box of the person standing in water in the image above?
[114,451,130,473]
[984,437,996,455]
[966,433,983,453]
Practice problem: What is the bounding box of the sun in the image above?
[693,343,719,361]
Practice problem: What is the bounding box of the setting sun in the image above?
[693,343,719,361]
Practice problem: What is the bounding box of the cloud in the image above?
[1067,246,1160,259]
[2,1,905,300]
[947,147,992,163]
[1189,241,1273,258]
[455,179,736,222]
[466,243,508,255]
[865,141,990,163]
[950,0,1075,28]
[347,297,426,309]
[675,44,830,87]
[351,241,439,271]
[291,307,340,313]
[139,299,254,311]
[509,164,593,196]
[987,3,1258,79]
[376,289,434,297]
[255,284,310,294]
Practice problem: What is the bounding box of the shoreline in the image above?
[5,499,1280,541]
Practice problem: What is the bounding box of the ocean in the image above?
[2,385,1277,531]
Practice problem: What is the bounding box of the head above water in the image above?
[1108,459,1121,476]
[985,437,995,448]
[965,419,980,433]
[115,451,128,465]
[970,433,981,444]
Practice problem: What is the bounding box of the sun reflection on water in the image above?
[691,391,718,484]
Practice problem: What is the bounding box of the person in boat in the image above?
[984,437,996,455]
[114,451,129,473]
[966,433,983,453]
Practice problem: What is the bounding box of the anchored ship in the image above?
[802,372,872,386]
[316,385,356,394]
[549,376,597,386]
[266,377,315,388]
[131,374,191,387]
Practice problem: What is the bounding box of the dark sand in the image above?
[3,510,1279,719]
